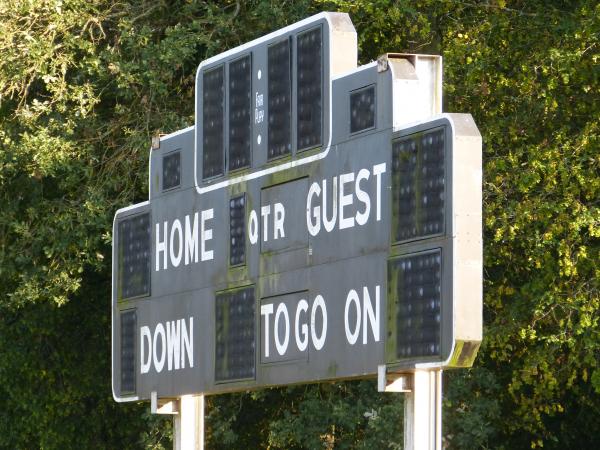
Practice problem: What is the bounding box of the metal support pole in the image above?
[174,395,205,450]
[403,370,442,450]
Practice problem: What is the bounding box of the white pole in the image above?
[436,370,442,450]
[199,395,205,447]
[174,395,205,450]
[404,370,442,450]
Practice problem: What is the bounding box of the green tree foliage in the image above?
[440,2,600,447]
[0,273,172,448]
[0,0,598,449]
[206,382,403,449]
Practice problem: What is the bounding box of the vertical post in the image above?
[174,395,205,450]
[403,370,442,450]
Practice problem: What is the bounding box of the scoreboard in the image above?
[111,12,482,403]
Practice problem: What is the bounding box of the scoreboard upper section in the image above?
[195,12,358,186]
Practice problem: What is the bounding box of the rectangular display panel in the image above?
[392,127,446,242]
[229,194,246,266]
[215,287,256,382]
[120,310,136,394]
[202,65,225,179]
[389,250,442,359]
[296,26,322,150]
[118,213,151,300]
[228,55,252,171]
[268,39,292,159]
[162,151,181,191]
[350,85,375,133]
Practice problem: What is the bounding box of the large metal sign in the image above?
[111,12,482,403]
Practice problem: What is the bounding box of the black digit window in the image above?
[229,194,246,266]
[268,39,292,159]
[215,287,255,381]
[162,151,181,190]
[296,26,322,150]
[390,250,442,359]
[392,127,445,242]
[118,213,151,299]
[202,66,225,179]
[120,310,136,394]
[350,85,376,133]
[228,55,252,171]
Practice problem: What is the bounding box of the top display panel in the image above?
[194,12,357,186]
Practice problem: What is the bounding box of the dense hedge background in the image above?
[0,1,598,448]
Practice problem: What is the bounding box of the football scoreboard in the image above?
[111,12,482,403]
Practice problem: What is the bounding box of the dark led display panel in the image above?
[229,194,246,266]
[202,66,224,179]
[215,287,255,381]
[228,55,252,171]
[120,310,136,394]
[392,127,445,242]
[162,151,181,190]
[118,213,151,299]
[390,250,442,359]
[350,85,375,133]
[268,39,292,159]
[296,26,322,150]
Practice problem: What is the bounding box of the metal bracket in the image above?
[378,367,442,450]
[377,365,412,392]
[174,395,205,450]
[151,391,179,415]
[377,53,443,128]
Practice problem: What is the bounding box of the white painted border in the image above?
[193,12,337,195]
